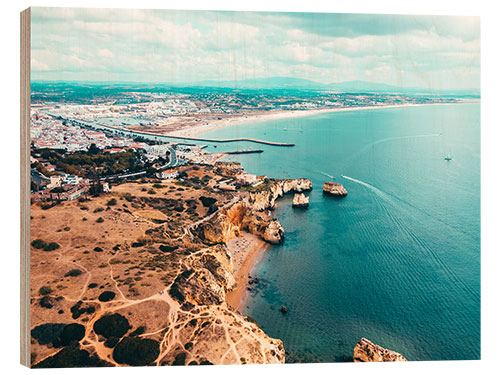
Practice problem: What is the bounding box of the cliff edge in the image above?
[353,338,407,362]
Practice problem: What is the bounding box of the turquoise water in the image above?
[201,104,480,362]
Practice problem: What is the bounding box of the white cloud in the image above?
[97,48,113,58]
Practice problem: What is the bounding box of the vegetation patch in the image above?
[94,313,131,339]
[31,323,85,347]
[39,286,53,296]
[113,337,160,366]
[33,344,109,368]
[70,301,95,319]
[98,291,116,302]
[31,323,66,345]
[31,239,60,251]
[172,352,187,366]
[65,269,82,277]
[129,326,146,337]
[106,198,117,206]
[159,244,178,253]
[199,196,217,207]
[104,337,120,348]
[39,296,56,309]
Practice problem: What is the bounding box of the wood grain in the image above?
[20,7,31,368]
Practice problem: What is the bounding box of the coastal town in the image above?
[30,82,468,203]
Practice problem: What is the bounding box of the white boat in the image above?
[444,154,452,161]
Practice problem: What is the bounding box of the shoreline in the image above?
[168,101,478,138]
[225,232,270,312]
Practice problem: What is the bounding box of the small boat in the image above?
[444,154,452,161]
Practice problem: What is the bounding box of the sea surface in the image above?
[199,103,480,362]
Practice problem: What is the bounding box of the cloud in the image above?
[97,48,113,58]
[30,8,480,90]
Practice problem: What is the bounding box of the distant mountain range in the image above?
[183,77,479,96]
[32,77,480,97]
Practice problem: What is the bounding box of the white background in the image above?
[1,1,498,374]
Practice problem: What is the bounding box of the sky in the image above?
[31,7,480,90]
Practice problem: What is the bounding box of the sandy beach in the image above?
[166,102,467,138]
[225,232,269,312]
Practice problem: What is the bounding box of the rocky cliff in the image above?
[247,178,313,211]
[194,202,284,245]
[292,193,309,208]
[323,181,348,196]
[353,338,407,362]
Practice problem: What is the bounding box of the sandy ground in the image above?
[166,103,461,138]
[225,232,269,312]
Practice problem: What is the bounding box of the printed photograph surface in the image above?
[28,7,480,367]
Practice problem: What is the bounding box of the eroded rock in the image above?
[353,338,407,362]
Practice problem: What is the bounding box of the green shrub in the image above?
[129,326,145,337]
[172,352,187,366]
[39,286,53,296]
[44,242,60,251]
[70,301,95,319]
[199,196,217,207]
[131,241,146,248]
[104,337,119,348]
[93,313,130,339]
[123,193,134,202]
[57,323,85,347]
[93,247,103,252]
[31,239,47,249]
[96,217,104,223]
[98,291,116,302]
[39,296,54,309]
[88,283,98,289]
[33,344,107,368]
[65,269,82,277]
[106,198,117,206]
[31,323,66,345]
[113,336,160,366]
[159,244,178,253]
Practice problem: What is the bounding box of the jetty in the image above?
[62,116,295,147]
[226,149,264,155]
[159,134,295,147]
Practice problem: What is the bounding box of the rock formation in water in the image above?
[353,338,407,362]
[247,178,313,211]
[323,181,348,196]
[292,193,309,208]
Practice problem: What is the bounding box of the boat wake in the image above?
[341,174,479,303]
[346,133,442,168]
[368,133,441,148]
[318,171,335,179]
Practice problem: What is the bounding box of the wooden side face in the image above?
[20,6,31,368]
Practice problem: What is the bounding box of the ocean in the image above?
[200,103,480,362]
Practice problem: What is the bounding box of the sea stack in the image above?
[353,338,407,362]
[323,181,348,196]
[292,193,309,208]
